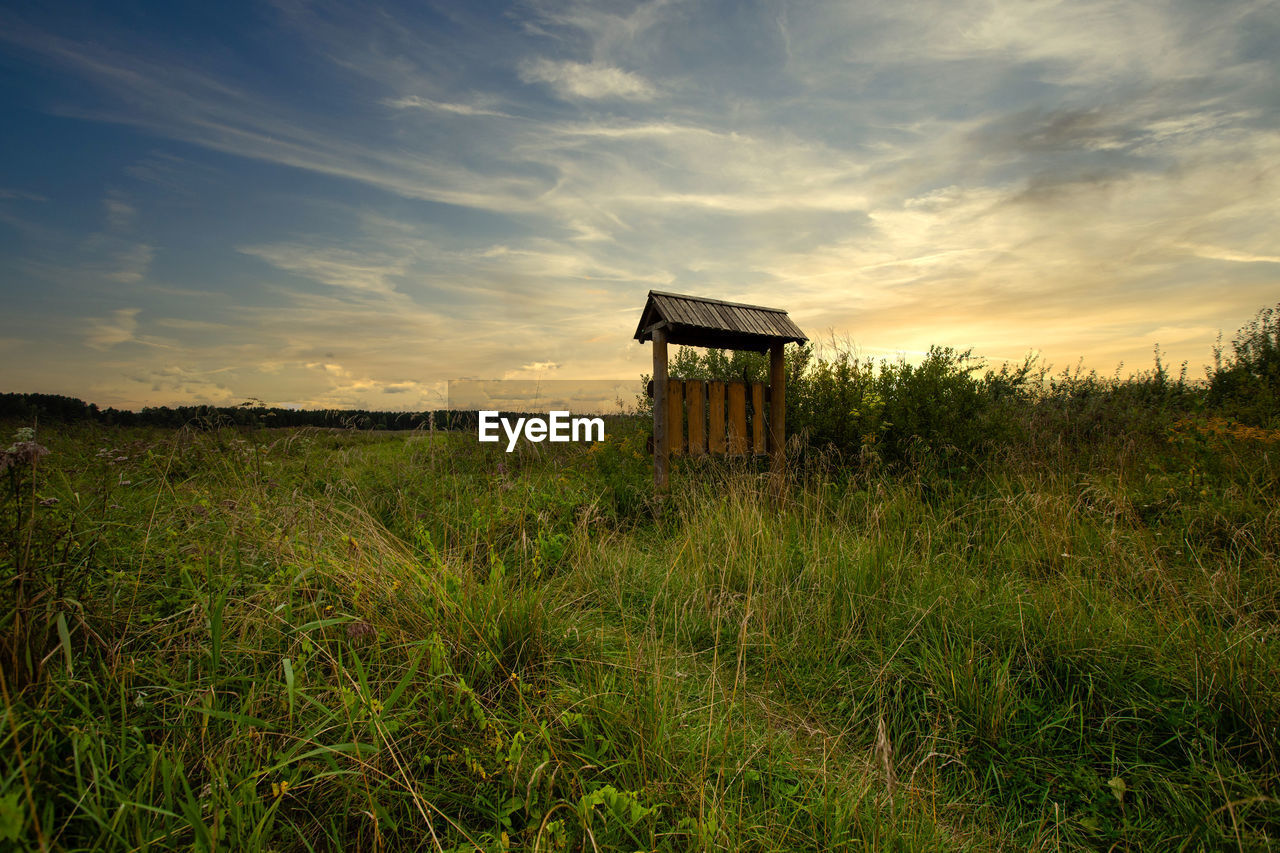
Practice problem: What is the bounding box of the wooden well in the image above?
[634,290,807,491]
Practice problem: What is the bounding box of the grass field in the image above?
[1,415,1278,851]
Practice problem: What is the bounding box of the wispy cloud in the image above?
[518,58,655,100]
[0,187,48,202]
[1178,244,1280,265]
[382,95,513,118]
[238,243,408,295]
[85,308,140,349]
[0,22,550,212]
[1,0,1277,407]
[103,193,136,231]
[107,244,154,283]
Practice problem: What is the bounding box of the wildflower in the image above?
[347,619,376,641]
[1,429,49,473]
[270,779,291,798]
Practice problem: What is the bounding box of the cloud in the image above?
[132,365,237,402]
[2,0,1279,409]
[518,58,655,100]
[474,243,675,284]
[382,95,512,118]
[516,0,681,57]
[298,361,442,408]
[153,317,235,332]
[238,244,407,295]
[103,193,136,230]
[501,360,561,379]
[0,188,48,202]
[85,308,140,349]
[0,22,553,213]
[108,244,154,283]
[306,362,351,377]
[1177,244,1280,265]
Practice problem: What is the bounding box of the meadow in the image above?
[2,315,1279,851]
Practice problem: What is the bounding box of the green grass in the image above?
[1,418,1277,851]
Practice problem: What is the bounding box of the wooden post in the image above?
[653,328,669,491]
[769,342,786,478]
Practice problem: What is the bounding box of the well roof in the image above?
[633,290,807,352]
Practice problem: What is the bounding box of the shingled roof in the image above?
[633,290,808,352]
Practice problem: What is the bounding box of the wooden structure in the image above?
[634,290,807,490]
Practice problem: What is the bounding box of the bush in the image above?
[1210,303,1280,424]
[1026,348,1201,449]
[644,302,1280,472]
[658,343,1033,470]
[791,345,1042,469]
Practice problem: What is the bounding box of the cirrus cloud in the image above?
[518,58,656,100]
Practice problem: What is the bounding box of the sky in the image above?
[1,0,1277,411]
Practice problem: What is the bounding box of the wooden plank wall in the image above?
[652,377,773,459]
[707,381,726,455]
[667,379,685,456]
[687,380,706,456]
[751,382,766,454]
[727,382,747,455]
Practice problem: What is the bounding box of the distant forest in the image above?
[0,392,486,431]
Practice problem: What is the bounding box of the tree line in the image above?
[0,394,487,431]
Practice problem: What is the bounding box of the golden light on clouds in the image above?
[0,0,1276,408]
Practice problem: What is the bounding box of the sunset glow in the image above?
[2,0,1277,409]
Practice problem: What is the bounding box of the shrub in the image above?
[789,344,1036,469]
[1210,303,1280,424]
[662,343,1031,469]
[641,303,1280,471]
[1026,347,1201,450]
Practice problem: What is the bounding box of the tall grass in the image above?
[1,394,1277,850]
